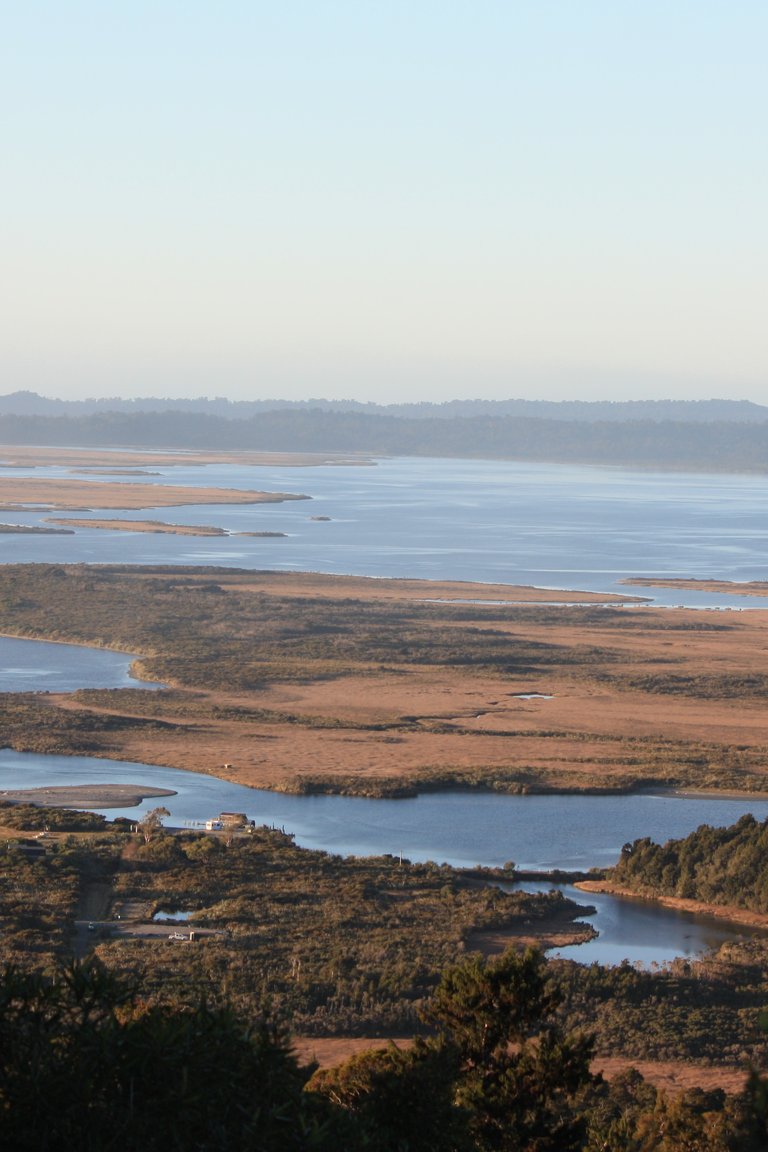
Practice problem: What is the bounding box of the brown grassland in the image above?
[1,564,768,799]
[0,445,373,468]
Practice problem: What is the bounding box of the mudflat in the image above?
[624,576,768,598]
[0,784,176,808]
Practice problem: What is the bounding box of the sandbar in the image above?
[0,523,74,535]
[0,445,374,469]
[0,478,308,511]
[44,517,287,538]
[0,784,177,809]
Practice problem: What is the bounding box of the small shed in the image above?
[219,812,248,828]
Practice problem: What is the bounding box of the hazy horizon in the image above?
[3,3,767,405]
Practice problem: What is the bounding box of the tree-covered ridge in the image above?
[3,405,768,471]
[2,390,767,422]
[613,813,768,911]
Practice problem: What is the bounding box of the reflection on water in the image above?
[513,881,764,967]
[3,750,768,872]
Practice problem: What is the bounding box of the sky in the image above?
[2,1,767,404]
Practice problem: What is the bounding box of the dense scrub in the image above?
[0,813,572,1036]
[553,945,768,1066]
[99,827,567,1036]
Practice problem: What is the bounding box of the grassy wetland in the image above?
[1,563,768,797]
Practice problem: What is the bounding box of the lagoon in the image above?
[5,457,768,607]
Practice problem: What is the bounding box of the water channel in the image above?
[2,741,767,966]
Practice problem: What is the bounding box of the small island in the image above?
[45,518,288,537]
[0,783,177,808]
[0,523,75,535]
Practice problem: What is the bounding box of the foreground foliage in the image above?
[3,955,768,1152]
[0,961,339,1151]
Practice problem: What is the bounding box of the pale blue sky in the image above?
[2,1,766,402]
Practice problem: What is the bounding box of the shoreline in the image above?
[575,879,768,931]
[622,577,768,599]
[0,445,376,469]
[44,517,289,538]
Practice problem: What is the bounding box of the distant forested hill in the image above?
[1,390,767,423]
[2,405,768,472]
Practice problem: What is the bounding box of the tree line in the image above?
[613,813,768,911]
[3,408,768,470]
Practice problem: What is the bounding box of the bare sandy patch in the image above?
[1,784,176,809]
[0,477,307,510]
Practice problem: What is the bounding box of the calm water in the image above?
[5,750,768,871]
[514,881,761,966]
[0,636,158,692]
[4,456,768,606]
